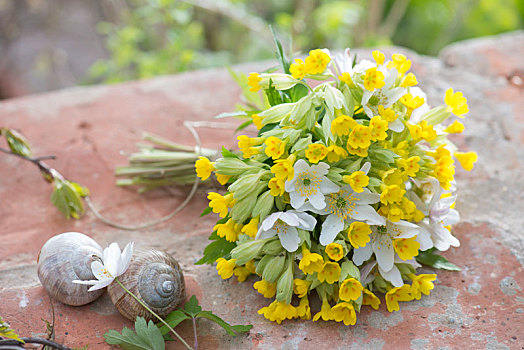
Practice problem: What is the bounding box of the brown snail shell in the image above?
[37,232,104,306]
[107,249,186,321]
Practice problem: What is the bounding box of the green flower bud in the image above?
[262,255,286,283]
[420,105,449,125]
[214,158,252,176]
[258,102,294,124]
[339,259,360,282]
[396,263,416,278]
[255,254,273,276]
[231,238,269,265]
[230,195,257,224]
[373,275,388,294]
[276,260,293,304]
[251,190,274,222]
[229,173,263,201]
[261,239,283,255]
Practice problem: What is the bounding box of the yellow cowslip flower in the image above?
[195,156,215,181]
[258,300,297,324]
[234,261,255,282]
[397,156,421,177]
[299,248,324,275]
[401,93,425,113]
[409,274,437,300]
[363,67,385,91]
[431,155,455,190]
[408,121,436,142]
[215,173,231,186]
[382,168,406,186]
[325,242,344,261]
[399,197,424,222]
[387,53,412,75]
[343,171,369,193]
[378,203,403,222]
[293,279,311,298]
[378,105,398,122]
[372,50,385,65]
[393,237,420,260]
[296,297,311,320]
[207,192,234,218]
[444,120,465,133]
[214,218,240,242]
[305,49,331,74]
[347,221,371,248]
[331,114,357,136]
[305,143,328,164]
[326,144,348,163]
[454,151,478,171]
[271,154,296,181]
[385,284,414,312]
[445,88,469,118]
[339,278,363,301]
[392,140,409,158]
[254,279,277,298]
[380,185,406,205]
[216,258,236,279]
[331,302,357,326]
[268,177,285,196]
[313,299,333,321]
[248,72,262,92]
[362,289,381,310]
[347,124,372,149]
[369,115,389,141]
[427,144,451,161]
[252,114,263,130]
[339,72,355,87]
[400,72,418,87]
[241,217,259,238]
[318,261,341,284]
[264,136,286,160]
[290,58,307,79]
[347,145,369,157]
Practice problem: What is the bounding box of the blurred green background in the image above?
[0,0,522,98]
[88,0,524,83]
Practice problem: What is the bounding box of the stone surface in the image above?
[1,31,523,349]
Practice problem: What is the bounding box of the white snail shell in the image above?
[37,232,104,306]
[107,249,186,321]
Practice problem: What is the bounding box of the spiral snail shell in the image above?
[107,249,186,321]
[37,232,104,306]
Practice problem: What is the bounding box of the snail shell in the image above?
[107,249,186,321]
[37,232,104,306]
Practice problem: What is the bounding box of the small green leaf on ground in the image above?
[104,317,165,350]
[416,249,461,271]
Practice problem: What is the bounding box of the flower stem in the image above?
[115,278,193,350]
[192,317,198,350]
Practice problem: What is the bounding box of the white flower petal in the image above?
[360,162,371,174]
[308,191,327,210]
[289,190,306,210]
[311,162,329,176]
[388,119,405,132]
[352,243,373,266]
[355,190,380,205]
[72,279,98,285]
[372,231,394,271]
[319,214,345,246]
[319,177,339,194]
[442,209,460,226]
[293,211,317,231]
[258,228,277,240]
[119,242,134,276]
[279,212,300,227]
[261,212,282,231]
[378,264,403,287]
[88,279,114,291]
[352,204,385,225]
[105,243,121,277]
[415,227,434,251]
[91,261,108,280]
[278,226,300,252]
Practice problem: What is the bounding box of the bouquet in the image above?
[195,47,478,325]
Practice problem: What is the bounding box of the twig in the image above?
[0,338,73,350]
[0,147,60,182]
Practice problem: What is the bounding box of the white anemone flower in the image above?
[256,210,316,252]
[332,48,375,77]
[410,178,460,251]
[352,219,418,273]
[285,159,339,210]
[408,87,431,124]
[361,66,406,123]
[300,185,384,246]
[73,242,134,291]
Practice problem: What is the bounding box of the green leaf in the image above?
[50,179,88,219]
[289,84,308,102]
[195,236,236,265]
[235,119,253,132]
[416,249,461,271]
[183,295,202,317]
[200,206,212,217]
[214,111,248,119]
[2,128,32,157]
[221,146,239,159]
[196,311,253,337]
[269,26,290,74]
[157,310,190,336]
[0,316,24,343]
[104,317,165,350]
[265,79,283,107]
